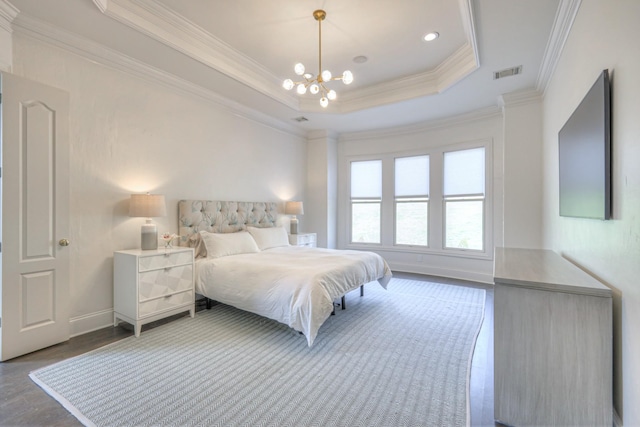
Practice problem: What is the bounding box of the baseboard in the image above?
[388,262,494,284]
[69,308,115,338]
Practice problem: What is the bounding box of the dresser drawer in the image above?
[138,251,192,272]
[139,290,194,318]
[289,233,317,247]
[298,234,315,245]
[138,264,194,300]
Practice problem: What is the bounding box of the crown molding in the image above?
[498,89,543,109]
[92,0,300,110]
[458,0,480,66]
[339,106,501,142]
[303,0,478,113]
[91,0,479,114]
[300,42,479,114]
[0,0,18,33]
[306,129,339,141]
[12,13,306,138]
[536,0,582,94]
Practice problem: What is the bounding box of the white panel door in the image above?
[1,73,70,361]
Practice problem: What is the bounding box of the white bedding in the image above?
[195,246,392,346]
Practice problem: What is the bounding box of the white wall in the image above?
[542,1,640,424]
[11,34,307,336]
[306,130,338,248]
[500,91,543,248]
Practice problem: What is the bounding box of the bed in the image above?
[179,200,392,346]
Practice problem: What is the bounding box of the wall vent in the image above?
[493,65,523,80]
[293,116,309,122]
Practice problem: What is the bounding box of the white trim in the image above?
[0,0,18,33]
[333,43,479,113]
[498,89,543,109]
[69,308,115,338]
[11,14,306,138]
[91,0,298,110]
[390,262,493,284]
[536,0,582,93]
[90,0,479,113]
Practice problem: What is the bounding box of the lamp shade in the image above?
[285,201,304,216]
[129,194,167,218]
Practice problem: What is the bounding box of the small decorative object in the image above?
[161,232,177,249]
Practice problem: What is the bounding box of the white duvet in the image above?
[195,246,392,346]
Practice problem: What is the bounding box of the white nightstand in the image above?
[114,247,195,337]
[288,232,317,247]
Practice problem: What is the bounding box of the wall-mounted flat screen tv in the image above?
[558,69,611,220]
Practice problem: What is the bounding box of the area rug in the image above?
[30,278,485,427]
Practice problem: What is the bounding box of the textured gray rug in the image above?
[30,278,485,427]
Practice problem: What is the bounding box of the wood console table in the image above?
[493,247,612,426]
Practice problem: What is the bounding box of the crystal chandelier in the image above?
[282,9,354,108]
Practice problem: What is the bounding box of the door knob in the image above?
[59,239,70,246]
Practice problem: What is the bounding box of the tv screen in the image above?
[558,69,611,220]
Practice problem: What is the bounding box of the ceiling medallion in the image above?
[282,9,354,108]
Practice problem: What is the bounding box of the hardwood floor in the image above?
[0,274,496,426]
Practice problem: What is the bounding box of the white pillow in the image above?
[247,226,290,250]
[199,231,260,259]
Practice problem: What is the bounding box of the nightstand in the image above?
[288,232,317,247]
[114,247,195,337]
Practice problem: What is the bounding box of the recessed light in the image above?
[423,32,439,42]
[353,55,368,64]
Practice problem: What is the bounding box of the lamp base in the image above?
[290,217,298,235]
[141,220,158,250]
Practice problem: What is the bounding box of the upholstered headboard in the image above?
[178,200,279,246]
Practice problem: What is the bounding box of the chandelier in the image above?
[282,9,354,108]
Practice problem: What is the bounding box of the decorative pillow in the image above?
[188,233,208,258]
[247,226,290,250]
[199,231,260,259]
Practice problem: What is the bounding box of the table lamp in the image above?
[129,193,167,250]
[285,201,304,235]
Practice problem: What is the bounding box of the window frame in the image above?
[348,159,383,245]
[342,139,492,260]
[393,154,430,248]
[442,146,487,254]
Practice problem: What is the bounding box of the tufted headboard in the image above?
[178,200,279,246]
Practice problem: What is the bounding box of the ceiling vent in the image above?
[293,116,309,122]
[493,65,523,80]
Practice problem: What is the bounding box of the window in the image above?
[344,140,491,258]
[350,160,382,244]
[443,147,485,251]
[394,155,429,246]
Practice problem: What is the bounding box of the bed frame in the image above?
[177,199,362,312]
